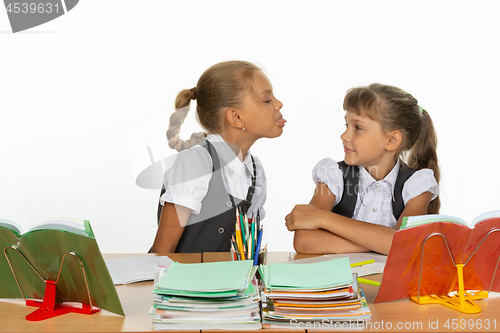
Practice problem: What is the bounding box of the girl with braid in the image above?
[285,83,439,255]
[151,61,286,253]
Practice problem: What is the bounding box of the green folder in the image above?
[156,260,254,293]
[156,278,258,300]
[0,219,124,316]
[266,257,353,290]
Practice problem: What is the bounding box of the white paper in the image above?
[105,256,174,285]
[286,252,387,277]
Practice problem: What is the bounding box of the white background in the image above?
[1,1,499,253]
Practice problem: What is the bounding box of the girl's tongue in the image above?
[277,117,287,128]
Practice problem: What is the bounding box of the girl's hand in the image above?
[285,204,326,231]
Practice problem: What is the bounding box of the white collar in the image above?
[205,134,254,175]
[358,159,400,200]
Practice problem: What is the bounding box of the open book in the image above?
[400,211,500,229]
[0,218,92,237]
[376,211,500,303]
[0,218,124,316]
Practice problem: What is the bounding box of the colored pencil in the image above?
[250,219,255,260]
[247,220,253,260]
[235,221,244,258]
[230,240,238,260]
[238,208,246,251]
[350,259,375,268]
[358,278,380,286]
[253,227,263,266]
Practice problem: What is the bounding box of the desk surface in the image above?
[1,253,499,332]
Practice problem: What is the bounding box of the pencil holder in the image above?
[230,246,267,266]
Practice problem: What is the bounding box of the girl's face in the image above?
[239,71,285,139]
[341,111,392,169]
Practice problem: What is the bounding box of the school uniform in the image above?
[312,158,439,228]
[158,134,266,252]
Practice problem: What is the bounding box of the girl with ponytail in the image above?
[285,83,439,255]
[151,61,286,253]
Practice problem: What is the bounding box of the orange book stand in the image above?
[409,231,500,313]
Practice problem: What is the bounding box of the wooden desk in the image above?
[103,253,201,263]
[202,251,290,264]
[2,253,500,332]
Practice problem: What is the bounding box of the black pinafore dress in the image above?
[156,140,256,253]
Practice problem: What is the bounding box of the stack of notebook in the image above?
[150,260,261,330]
[259,257,371,329]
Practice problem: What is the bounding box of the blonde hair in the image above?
[166,61,261,152]
[343,83,441,214]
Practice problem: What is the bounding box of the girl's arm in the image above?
[290,183,369,253]
[293,229,370,254]
[151,203,191,253]
[287,183,433,255]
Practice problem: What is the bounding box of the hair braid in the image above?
[166,89,205,152]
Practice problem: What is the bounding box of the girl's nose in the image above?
[275,98,283,111]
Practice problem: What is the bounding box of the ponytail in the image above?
[166,89,205,152]
[406,109,441,214]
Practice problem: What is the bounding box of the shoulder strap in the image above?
[244,156,257,204]
[331,161,359,218]
[201,140,220,172]
[392,162,415,221]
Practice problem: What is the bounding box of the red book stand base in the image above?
[4,247,102,321]
[25,280,100,321]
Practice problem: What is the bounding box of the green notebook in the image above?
[156,260,254,293]
[264,257,353,290]
[0,218,124,316]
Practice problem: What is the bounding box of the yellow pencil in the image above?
[235,221,244,259]
[358,278,380,286]
[350,259,375,268]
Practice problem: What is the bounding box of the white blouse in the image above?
[160,134,266,219]
[312,158,439,228]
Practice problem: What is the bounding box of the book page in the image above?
[401,214,470,229]
[27,218,88,236]
[0,219,23,235]
[472,210,500,226]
